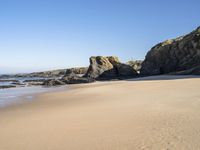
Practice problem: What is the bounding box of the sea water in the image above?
[0,77,48,86]
[0,77,66,108]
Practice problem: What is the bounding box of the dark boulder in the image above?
[127,60,143,73]
[117,63,138,78]
[62,76,94,84]
[141,26,200,75]
[62,70,95,84]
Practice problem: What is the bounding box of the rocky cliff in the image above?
[141,26,200,75]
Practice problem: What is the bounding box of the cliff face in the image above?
[141,26,200,75]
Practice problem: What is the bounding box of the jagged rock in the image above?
[43,79,66,86]
[127,60,143,73]
[62,70,95,84]
[85,56,137,79]
[141,26,200,75]
[117,64,138,78]
[85,56,116,79]
[64,69,78,77]
[107,57,138,77]
[65,67,88,76]
[107,56,121,65]
[62,76,94,84]
[23,79,46,86]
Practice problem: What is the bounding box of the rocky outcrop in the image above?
[23,79,46,86]
[127,60,143,73]
[65,67,88,75]
[62,70,95,84]
[85,56,116,79]
[85,56,137,79]
[15,70,66,78]
[141,26,200,75]
[62,76,94,84]
[43,79,66,86]
[2,67,89,79]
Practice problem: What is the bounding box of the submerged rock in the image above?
[141,26,200,75]
[85,56,137,80]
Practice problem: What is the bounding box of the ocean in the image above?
[0,77,65,108]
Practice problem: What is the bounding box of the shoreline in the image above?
[0,85,71,109]
[1,74,199,111]
[0,75,200,150]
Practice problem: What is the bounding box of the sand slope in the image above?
[0,75,200,150]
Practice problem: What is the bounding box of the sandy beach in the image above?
[0,75,200,150]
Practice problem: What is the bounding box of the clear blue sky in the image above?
[1,0,200,74]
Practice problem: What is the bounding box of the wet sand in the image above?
[0,75,200,150]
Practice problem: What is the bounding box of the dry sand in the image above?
[0,75,200,150]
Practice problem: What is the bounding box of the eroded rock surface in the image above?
[43,79,66,86]
[141,26,200,75]
[85,56,138,79]
[62,70,95,84]
[127,60,143,73]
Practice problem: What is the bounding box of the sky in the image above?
[0,0,200,74]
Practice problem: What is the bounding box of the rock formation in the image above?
[6,67,89,78]
[85,56,137,79]
[43,79,66,86]
[62,70,95,84]
[127,60,143,73]
[141,26,200,75]
[65,67,88,75]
